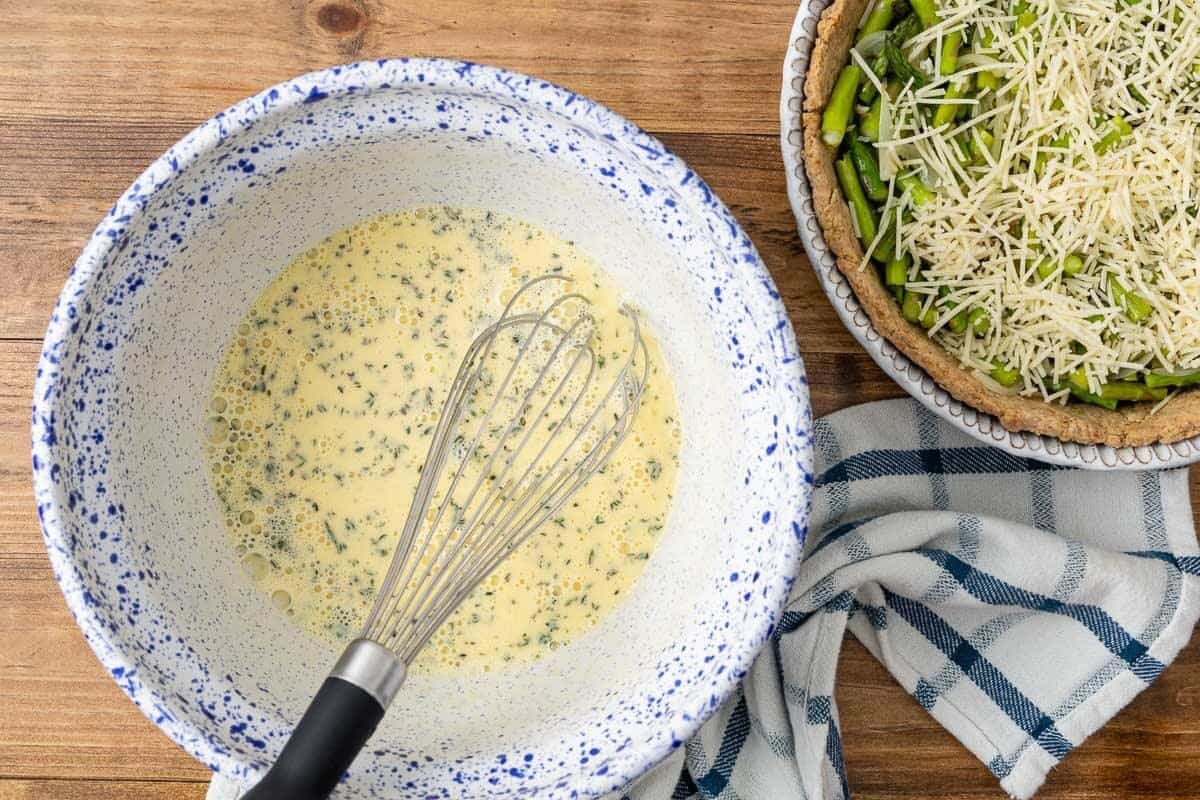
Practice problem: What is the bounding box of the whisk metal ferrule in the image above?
[330,638,407,709]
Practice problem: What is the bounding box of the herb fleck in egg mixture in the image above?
[204,206,680,674]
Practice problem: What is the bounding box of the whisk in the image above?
[243,275,649,800]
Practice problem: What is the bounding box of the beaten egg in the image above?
[205,206,681,674]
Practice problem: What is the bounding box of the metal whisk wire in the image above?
[362,274,649,663]
[242,274,649,800]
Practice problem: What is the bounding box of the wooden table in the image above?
[1,2,1197,798]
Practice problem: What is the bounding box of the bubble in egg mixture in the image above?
[205,416,229,444]
[203,206,681,674]
[241,552,269,581]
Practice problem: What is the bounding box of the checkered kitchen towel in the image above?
[623,399,1200,800]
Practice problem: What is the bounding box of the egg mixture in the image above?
[204,206,680,674]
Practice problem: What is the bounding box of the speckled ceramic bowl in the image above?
[32,59,813,798]
[781,0,1200,470]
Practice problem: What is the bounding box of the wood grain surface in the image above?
[0,2,1196,798]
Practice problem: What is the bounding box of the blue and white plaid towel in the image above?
[624,399,1200,800]
[210,400,1199,800]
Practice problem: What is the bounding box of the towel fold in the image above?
[622,399,1200,800]
[210,399,1200,799]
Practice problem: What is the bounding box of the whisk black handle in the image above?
[242,640,407,800]
[241,676,383,800]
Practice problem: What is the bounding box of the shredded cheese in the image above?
[868,0,1200,396]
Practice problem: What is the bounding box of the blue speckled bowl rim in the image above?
[32,57,814,796]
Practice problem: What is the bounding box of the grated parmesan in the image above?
[864,0,1200,397]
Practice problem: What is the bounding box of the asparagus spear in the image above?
[1108,274,1153,322]
[898,172,936,206]
[1036,253,1087,281]
[936,286,967,332]
[1145,370,1200,390]
[849,137,889,202]
[990,361,1021,387]
[1094,115,1133,155]
[1068,385,1119,411]
[858,0,896,42]
[969,129,995,164]
[885,255,910,286]
[871,218,897,263]
[884,36,929,87]
[910,0,938,28]
[1067,369,1165,404]
[835,153,879,246]
[976,68,1001,92]
[1097,382,1167,403]
[934,80,971,128]
[861,93,883,141]
[902,292,924,323]
[822,65,863,147]
[893,12,923,45]
[939,30,964,76]
[1067,368,1091,394]
[858,53,889,102]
